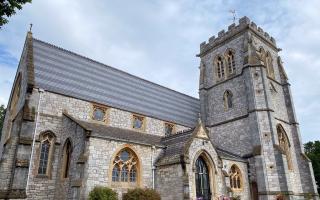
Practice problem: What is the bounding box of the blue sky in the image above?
[0,0,319,142]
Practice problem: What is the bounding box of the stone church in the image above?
[0,16,318,200]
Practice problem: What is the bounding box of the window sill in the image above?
[35,174,50,179]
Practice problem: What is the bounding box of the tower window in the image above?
[112,148,138,184]
[229,165,242,190]
[265,52,275,79]
[132,114,145,130]
[165,122,175,136]
[216,56,225,80]
[223,90,233,110]
[277,125,293,170]
[226,50,236,75]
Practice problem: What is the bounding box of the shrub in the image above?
[122,188,161,200]
[89,186,118,200]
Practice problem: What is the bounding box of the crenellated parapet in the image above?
[198,16,278,56]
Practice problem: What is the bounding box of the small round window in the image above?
[93,107,105,121]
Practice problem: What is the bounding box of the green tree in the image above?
[0,0,32,28]
[304,141,320,193]
[0,105,6,139]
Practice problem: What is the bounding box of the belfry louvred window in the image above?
[277,125,293,170]
[216,56,225,79]
[226,50,236,75]
[112,148,138,183]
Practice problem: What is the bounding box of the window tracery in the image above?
[266,52,275,79]
[112,148,138,183]
[37,132,55,176]
[226,50,236,75]
[229,165,242,190]
[277,125,293,170]
[165,122,175,136]
[92,104,108,122]
[132,114,145,130]
[216,56,225,80]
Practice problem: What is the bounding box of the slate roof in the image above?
[216,148,247,162]
[32,38,200,127]
[65,114,163,147]
[156,129,194,166]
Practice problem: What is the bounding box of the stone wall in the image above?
[155,164,185,200]
[84,138,162,198]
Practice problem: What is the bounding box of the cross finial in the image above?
[229,10,237,23]
[29,23,33,32]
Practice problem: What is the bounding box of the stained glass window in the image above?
[216,56,225,79]
[112,148,138,183]
[112,165,120,182]
[133,115,144,130]
[195,156,211,200]
[165,123,175,136]
[230,165,242,190]
[38,140,50,175]
[93,107,106,121]
[130,166,137,182]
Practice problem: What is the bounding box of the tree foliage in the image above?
[0,0,32,28]
[304,141,320,193]
[0,105,6,139]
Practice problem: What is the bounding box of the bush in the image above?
[89,186,118,200]
[122,188,161,200]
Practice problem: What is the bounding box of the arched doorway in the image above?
[195,156,211,200]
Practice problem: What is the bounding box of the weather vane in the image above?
[229,10,237,23]
[29,23,33,32]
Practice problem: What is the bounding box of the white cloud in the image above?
[0,0,319,142]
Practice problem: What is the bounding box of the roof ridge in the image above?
[162,128,194,141]
[32,38,199,101]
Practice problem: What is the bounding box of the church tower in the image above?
[198,16,319,199]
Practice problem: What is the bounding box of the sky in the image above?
[0,0,319,142]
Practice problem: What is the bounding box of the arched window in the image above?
[216,56,225,80]
[223,90,233,110]
[229,165,242,190]
[195,156,211,200]
[112,148,138,183]
[61,139,72,178]
[277,125,293,170]
[226,50,236,75]
[37,132,55,176]
[266,52,275,79]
